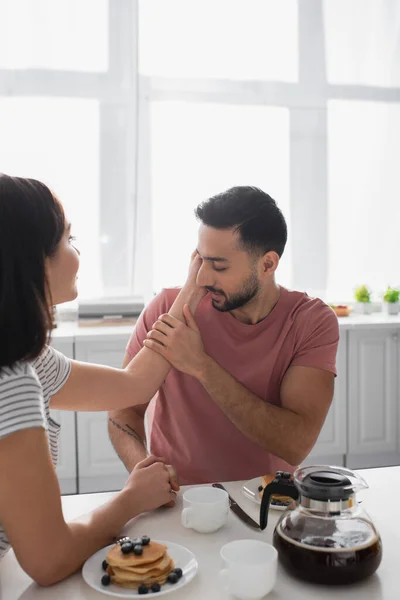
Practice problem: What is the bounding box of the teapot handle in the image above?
[259,476,299,531]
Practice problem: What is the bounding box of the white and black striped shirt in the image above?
[0,346,71,558]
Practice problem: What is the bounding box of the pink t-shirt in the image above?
[126,286,339,485]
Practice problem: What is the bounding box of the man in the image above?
[109,186,339,485]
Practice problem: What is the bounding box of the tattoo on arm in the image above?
[109,417,146,448]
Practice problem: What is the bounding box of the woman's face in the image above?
[45,221,80,305]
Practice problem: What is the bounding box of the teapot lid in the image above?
[299,471,353,501]
[259,466,369,531]
[294,466,369,502]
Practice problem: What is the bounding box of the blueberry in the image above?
[121,541,134,554]
[141,535,151,546]
[102,559,108,571]
[138,584,148,594]
[167,572,179,584]
[173,567,183,579]
[132,537,143,545]
[133,544,143,555]
[101,574,111,586]
[151,583,161,592]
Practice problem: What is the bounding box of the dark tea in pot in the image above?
[273,518,382,585]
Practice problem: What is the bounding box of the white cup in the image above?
[181,487,229,533]
[219,539,278,600]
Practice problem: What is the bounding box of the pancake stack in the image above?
[105,538,175,590]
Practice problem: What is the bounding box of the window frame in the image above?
[1,1,400,306]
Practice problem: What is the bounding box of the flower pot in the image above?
[355,302,373,315]
[384,301,400,316]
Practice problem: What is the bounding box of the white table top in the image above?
[0,466,397,600]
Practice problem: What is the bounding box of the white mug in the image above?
[219,539,278,600]
[181,486,229,533]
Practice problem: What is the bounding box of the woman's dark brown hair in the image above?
[0,174,65,367]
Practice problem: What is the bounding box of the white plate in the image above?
[82,540,198,598]
[242,477,290,511]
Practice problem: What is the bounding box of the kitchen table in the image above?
[0,467,397,599]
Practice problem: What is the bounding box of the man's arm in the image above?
[144,305,335,466]
[194,359,333,465]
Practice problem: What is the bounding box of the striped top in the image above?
[0,346,71,558]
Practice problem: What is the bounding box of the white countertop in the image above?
[0,466,397,600]
[337,311,400,330]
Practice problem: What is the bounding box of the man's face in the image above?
[196,224,261,312]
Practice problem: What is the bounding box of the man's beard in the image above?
[206,271,260,312]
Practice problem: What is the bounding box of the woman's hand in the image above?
[181,251,207,307]
[123,455,179,515]
[186,250,203,288]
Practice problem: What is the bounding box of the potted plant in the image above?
[383,286,400,315]
[354,285,373,314]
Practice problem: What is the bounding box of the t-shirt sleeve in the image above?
[290,303,339,375]
[37,345,72,396]
[0,366,46,440]
[49,347,72,395]
[126,289,178,360]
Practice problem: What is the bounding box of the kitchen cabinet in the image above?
[74,336,130,493]
[346,328,400,469]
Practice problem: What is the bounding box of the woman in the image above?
[0,174,204,585]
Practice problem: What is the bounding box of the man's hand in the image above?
[143,305,207,378]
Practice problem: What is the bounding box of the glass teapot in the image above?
[259,466,382,585]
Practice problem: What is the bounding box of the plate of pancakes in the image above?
[82,536,198,597]
[242,474,294,511]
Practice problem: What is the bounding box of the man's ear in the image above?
[261,251,279,276]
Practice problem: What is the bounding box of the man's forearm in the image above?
[195,357,311,465]
[108,410,148,472]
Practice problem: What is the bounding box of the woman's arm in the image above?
[0,427,174,586]
[51,255,205,412]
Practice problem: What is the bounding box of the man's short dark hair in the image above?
[0,174,65,368]
[195,186,287,258]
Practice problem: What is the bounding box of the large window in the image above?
[1,1,400,305]
[137,0,400,302]
[0,97,101,298]
[328,100,400,299]
[0,0,136,301]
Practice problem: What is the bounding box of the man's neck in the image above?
[230,281,281,325]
